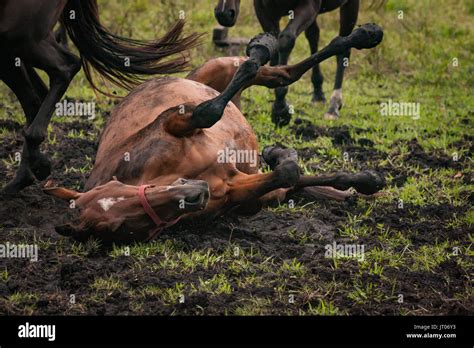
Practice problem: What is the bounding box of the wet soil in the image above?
[0,118,472,315]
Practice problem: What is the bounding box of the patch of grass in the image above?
[287,227,310,245]
[409,241,451,272]
[364,246,407,269]
[8,292,39,314]
[70,239,101,256]
[91,276,124,291]
[110,239,181,259]
[234,297,273,315]
[280,258,306,277]
[337,213,371,240]
[0,269,8,283]
[306,299,342,315]
[162,282,186,305]
[159,248,223,273]
[195,274,233,295]
[348,280,387,304]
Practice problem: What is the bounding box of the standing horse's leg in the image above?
[324,0,359,119]
[21,34,81,163]
[25,66,48,101]
[305,20,326,102]
[271,0,321,127]
[254,1,280,64]
[0,59,47,193]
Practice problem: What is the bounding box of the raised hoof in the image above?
[274,160,300,188]
[30,153,52,181]
[271,102,292,127]
[352,170,386,195]
[246,32,279,63]
[262,146,298,169]
[1,169,35,195]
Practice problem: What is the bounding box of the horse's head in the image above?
[44,178,210,243]
[214,0,241,27]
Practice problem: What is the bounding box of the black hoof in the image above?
[352,170,386,195]
[275,160,300,188]
[262,146,298,169]
[271,102,292,127]
[2,170,35,195]
[246,32,279,64]
[30,153,52,181]
[312,90,326,103]
[349,23,384,50]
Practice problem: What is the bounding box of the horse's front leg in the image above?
[271,0,321,127]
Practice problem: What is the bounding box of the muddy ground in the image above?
[0,115,471,316]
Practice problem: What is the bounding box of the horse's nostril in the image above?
[228,9,235,19]
[185,191,202,204]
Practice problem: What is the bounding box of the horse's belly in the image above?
[97,77,236,158]
[89,77,257,188]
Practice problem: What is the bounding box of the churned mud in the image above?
[0,117,472,315]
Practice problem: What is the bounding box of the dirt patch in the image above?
[0,118,471,316]
[402,138,461,170]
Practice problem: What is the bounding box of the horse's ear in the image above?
[43,186,81,201]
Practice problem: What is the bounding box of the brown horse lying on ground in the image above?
[45,24,384,243]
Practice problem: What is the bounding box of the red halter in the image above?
[138,185,181,241]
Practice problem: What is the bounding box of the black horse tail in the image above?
[62,0,202,94]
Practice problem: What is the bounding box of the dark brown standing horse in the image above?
[215,0,360,125]
[0,0,200,194]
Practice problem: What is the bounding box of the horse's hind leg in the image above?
[294,170,385,195]
[225,157,300,214]
[166,33,278,136]
[17,34,80,182]
[263,145,385,195]
[0,60,45,193]
[23,34,80,146]
[324,0,359,119]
